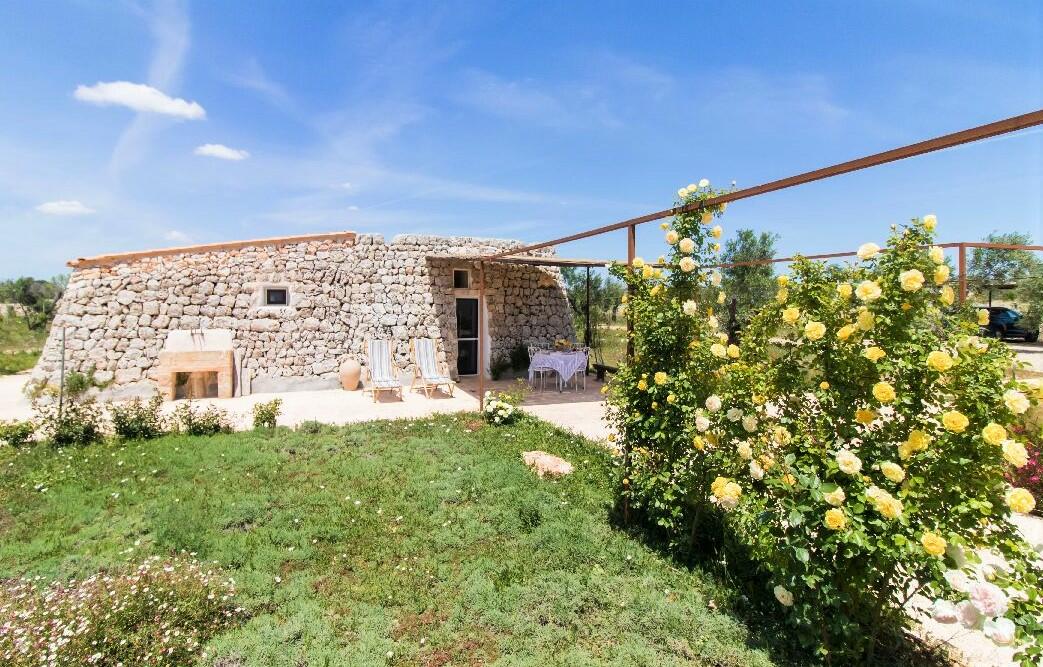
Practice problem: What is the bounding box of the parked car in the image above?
[979,306,1039,342]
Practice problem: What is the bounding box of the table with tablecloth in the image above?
[528,350,588,391]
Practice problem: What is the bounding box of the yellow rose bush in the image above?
[608,206,1043,663]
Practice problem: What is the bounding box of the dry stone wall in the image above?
[34,233,574,396]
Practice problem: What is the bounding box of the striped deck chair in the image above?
[363,339,402,402]
[410,338,456,398]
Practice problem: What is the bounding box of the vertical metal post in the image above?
[626,224,636,360]
[477,261,486,412]
[58,326,66,419]
[584,266,591,371]
[958,243,968,304]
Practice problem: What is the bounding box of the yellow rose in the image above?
[650,284,663,297]
[667,393,677,404]
[940,285,955,306]
[941,410,969,433]
[804,321,826,341]
[711,243,720,253]
[906,429,931,452]
[977,309,990,326]
[929,246,945,264]
[782,306,800,324]
[835,324,856,342]
[863,346,886,362]
[981,422,1006,445]
[901,302,912,311]
[781,473,796,487]
[855,408,877,425]
[933,264,950,285]
[1003,440,1028,468]
[1003,389,1030,415]
[632,257,645,268]
[923,213,937,232]
[823,486,845,506]
[899,269,925,292]
[824,508,847,530]
[717,291,726,305]
[710,343,727,358]
[857,242,881,260]
[855,280,882,301]
[1007,488,1036,514]
[777,275,790,287]
[897,441,914,460]
[926,350,953,372]
[642,265,655,279]
[637,379,648,391]
[717,333,729,343]
[701,210,714,225]
[727,344,740,359]
[820,381,830,390]
[856,309,875,331]
[665,230,680,244]
[711,225,722,239]
[692,435,705,451]
[873,382,896,403]
[679,257,697,273]
[921,532,946,556]
[880,461,905,483]
[837,282,853,299]
[776,288,788,304]
[836,449,863,474]
[710,476,728,495]
[654,371,668,385]
[877,495,904,520]
[679,237,695,253]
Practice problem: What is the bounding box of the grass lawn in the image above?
[0,313,48,374]
[0,414,780,666]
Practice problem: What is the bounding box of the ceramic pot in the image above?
[339,358,362,391]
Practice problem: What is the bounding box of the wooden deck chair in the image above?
[363,339,402,402]
[410,338,456,397]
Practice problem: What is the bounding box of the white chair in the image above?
[363,339,402,402]
[410,338,456,398]
[528,345,554,392]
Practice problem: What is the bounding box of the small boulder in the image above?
[522,451,574,478]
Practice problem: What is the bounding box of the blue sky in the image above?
[1,0,1040,278]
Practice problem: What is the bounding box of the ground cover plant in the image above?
[608,185,1043,664]
[0,413,780,666]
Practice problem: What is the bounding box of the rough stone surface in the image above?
[522,450,575,478]
[34,233,574,394]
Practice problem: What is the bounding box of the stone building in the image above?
[33,231,574,398]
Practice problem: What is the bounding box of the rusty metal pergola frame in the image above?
[471,110,1043,407]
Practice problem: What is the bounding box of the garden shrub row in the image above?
[606,183,1043,664]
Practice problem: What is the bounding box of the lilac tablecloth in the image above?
[528,351,587,390]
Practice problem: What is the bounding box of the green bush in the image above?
[0,556,243,666]
[0,419,35,448]
[108,394,166,441]
[251,398,282,430]
[34,397,103,447]
[171,402,233,436]
[608,189,1043,663]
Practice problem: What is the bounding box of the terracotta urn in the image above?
[339,358,362,391]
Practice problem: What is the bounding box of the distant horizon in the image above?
[2,1,1040,278]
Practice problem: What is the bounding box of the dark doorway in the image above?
[456,297,479,375]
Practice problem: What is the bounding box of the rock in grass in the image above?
[522,451,573,478]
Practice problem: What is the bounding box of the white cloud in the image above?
[163,230,192,243]
[74,81,205,119]
[194,144,250,161]
[35,200,95,216]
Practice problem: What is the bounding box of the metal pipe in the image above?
[483,110,1043,262]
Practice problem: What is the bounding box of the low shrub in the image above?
[108,394,167,441]
[171,402,233,436]
[296,419,332,434]
[251,398,282,430]
[34,397,104,447]
[490,354,512,380]
[0,556,244,666]
[482,388,523,425]
[63,365,110,398]
[0,419,35,448]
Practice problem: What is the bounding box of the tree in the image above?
[968,231,1039,287]
[0,276,65,330]
[720,229,779,327]
[560,266,625,346]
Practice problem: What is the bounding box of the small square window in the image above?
[453,269,470,289]
[265,288,288,306]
